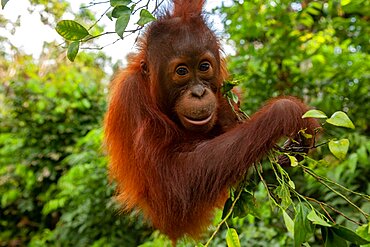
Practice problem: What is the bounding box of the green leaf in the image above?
[227,91,239,104]
[1,0,9,9]
[356,224,370,242]
[110,0,131,7]
[81,99,91,109]
[326,111,355,129]
[332,225,370,245]
[294,203,314,247]
[112,5,131,18]
[288,155,298,167]
[307,210,331,227]
[288,180,296,189]
[56,20,90,41]
[222,198,233,219]
[1,189,20,207]
[137,9,156,27]
[233,191,256,218]
[302,109,327,119]
[226,228,241,247]
[106,10,113,21]
[323,227,348,247]
[341,0,351,6]
[275,185,292,209]
[299,129,313,139]
[115,14,130,38]
[329,139,349,160]
[67,41,79,62]
[282,210,295,234]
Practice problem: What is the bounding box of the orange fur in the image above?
[104,0,319,243]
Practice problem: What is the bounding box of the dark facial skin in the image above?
[166,51,219,132]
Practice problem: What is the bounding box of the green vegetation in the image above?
[1,0,369,246]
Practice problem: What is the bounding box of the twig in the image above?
[203,185,244,247]
[88,6,112,31]
[80,1,110,9]
[305,196,361,225]
[304,158,370,201]
[301,165,369,219]
[132,0,151,14]
[255,163,280,207]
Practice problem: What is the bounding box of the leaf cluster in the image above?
[54,0,157,61]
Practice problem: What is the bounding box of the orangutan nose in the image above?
[191,84,206,98]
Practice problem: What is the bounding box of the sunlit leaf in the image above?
[302,109,327,119]
[1,0,9,9]
[81,99,91,109]
[288,154,298,167]
[306,4,322,15]
[282,210,295,234]
[356,224,370,242]
[1,189,20,207]
[226,228,241,247]
[326,111,355,129]
[67,41,79,62]
[115,14,130,38]
[329,139,349,160]
[299,129,313,139]
[110,0,131,7]
[112,5,131,18]
[307,210,331,227]
[56,20,89,41]
[341,0,351,6]
[137,9,156,26]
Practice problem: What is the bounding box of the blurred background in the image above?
[0,0,369,246]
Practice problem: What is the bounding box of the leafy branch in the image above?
[54,0,161,61]
[203,109,370,247]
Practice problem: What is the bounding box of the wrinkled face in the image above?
[166,51,219,132]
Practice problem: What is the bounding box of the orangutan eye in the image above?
[199,62,210,71]
[176,66,188,76]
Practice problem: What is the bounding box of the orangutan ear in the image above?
[140,60,149,75]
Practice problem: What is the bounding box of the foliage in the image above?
[53,0,158,61]
[28,129,152,246]
[218,0,370,133]
[0,47,105,245]
[1,0,369,246]
[211,0,370,245]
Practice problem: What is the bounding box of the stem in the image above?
[305,158,370,201]
[203,185,244,247]
[88,6,111,31]
[80,1,110,9]
[301,164,369,219]
[255,163,280,207]
[305,196,361,225]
